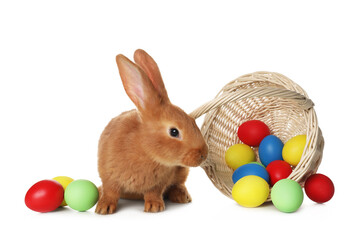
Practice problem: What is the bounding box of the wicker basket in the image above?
[190,71,324,201]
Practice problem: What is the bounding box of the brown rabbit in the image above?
[95,49,208,214]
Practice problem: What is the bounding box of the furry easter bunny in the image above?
[95,49,208,214]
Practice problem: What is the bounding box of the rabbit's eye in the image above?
[169,128,180,138]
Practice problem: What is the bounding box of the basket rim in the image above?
[190,72,314,119]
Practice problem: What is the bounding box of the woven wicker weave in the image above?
[190,71,324,201]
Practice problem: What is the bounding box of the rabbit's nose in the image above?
[200,145,208,161]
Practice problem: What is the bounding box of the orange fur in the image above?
[95,50,208,214]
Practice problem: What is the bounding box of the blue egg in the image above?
[232,163,270,184]
[259,135,284,167]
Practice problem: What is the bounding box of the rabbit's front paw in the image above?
[144,199,165,213]
[167,184,192,203]
[95,198,118,214]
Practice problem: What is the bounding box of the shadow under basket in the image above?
[190,71,324,201]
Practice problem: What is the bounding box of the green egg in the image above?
[64,179,99,212]
[271,179,303,213]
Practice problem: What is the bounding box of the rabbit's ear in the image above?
[133,49,170,104]
[116,54,162,112]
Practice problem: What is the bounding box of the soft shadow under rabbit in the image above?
[95,49,208,214]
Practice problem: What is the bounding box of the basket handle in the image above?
[190,87,314,119]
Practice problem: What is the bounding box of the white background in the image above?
[1,0,362,239]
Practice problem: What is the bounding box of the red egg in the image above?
[304,174,334,203]
[25,180,64,213]
[237,120,270,147]
[266,160,292,186]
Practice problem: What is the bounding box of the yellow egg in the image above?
[282,135,307,166]
[52,176,74,206]
[232,175,269,207]
[225,144,255,170]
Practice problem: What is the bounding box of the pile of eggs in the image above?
[225,120,334,213]
[25,176,99,213]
